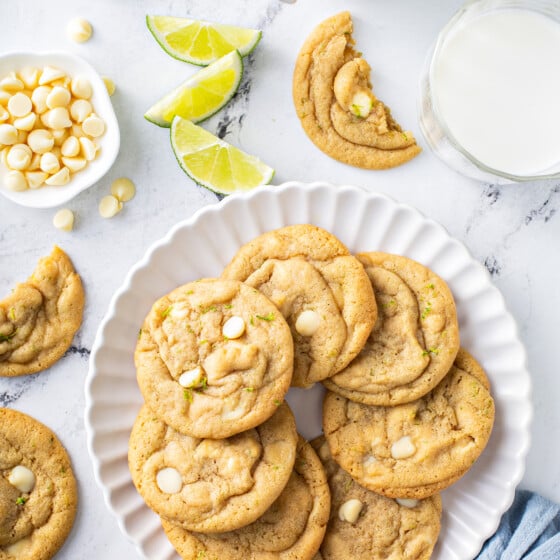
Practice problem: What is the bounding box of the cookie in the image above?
[0,246,84,377]
[293,12,421,170]
[323,349,495,499]
[135,278,293,438]
[0,408,77,560]
[222,225,376,388]
[161,436,330,559]
[323,251,460,405]
[312,436,441,560]
[129,402,298,533]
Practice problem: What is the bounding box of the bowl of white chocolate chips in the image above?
[0,51,120,208]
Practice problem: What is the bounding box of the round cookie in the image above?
[135,278,294,438]
[323,349,495,499]
[0,246,84,377]
[161,436,330,559]
[129,403,298,533]
[222,225,376,388]
[293,11,421,170]
[323,251,460,405]
[312,436,441,560]
[0,408,78,560]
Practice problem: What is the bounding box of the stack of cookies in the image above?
[129,225,495,560]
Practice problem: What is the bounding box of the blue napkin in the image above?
[476,490,560,559]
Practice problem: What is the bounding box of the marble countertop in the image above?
[1,0,559,558]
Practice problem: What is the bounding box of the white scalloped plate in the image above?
[85,181,531,560]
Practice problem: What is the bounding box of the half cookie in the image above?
[129,403,297,533]
[323,349,495,499]
[312,436,441,560]
[135,278,293,438]
[222,225,376,388]
[0,246,84,377]
[323,252,460,405]
[293,11,421,169]
[161,436,330,559]
[0,408,78,560]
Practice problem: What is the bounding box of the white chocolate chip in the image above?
[0,123,18,145]
[81,113,105,137]
[0,105,9,122]
[7,144,32,170]
[363,455,377,468]
[70,76,92,99]
[53,208,75,231]
[27,129,54,154]
[318,442,331,462]
[79,136,97,160]
[31,85,51,114]
[391,436,416,460]
[350,91,374,118]
[156,467,182,494]
[28,153,41,171]
[99,195,122,218]
[45,166,70,186]
[102,76,115,96]
[51,128,69,147]
[67,18,93,43]
[46,86,71,109]
[39,65,67,86]
[295,310,321,336]
[5,538,30,555]
[8,466,35,493]
[396,498,420,508]
[7,92,32,118]
[0,73,24,92]
[40,152,61,174]
[61,136,80,157]
[110,177,135,202]
[222,316,245,339]
[70,99,92,123]
[19,67,40,89]
[4,170,28,191]
[338,499,363,523]
[61,156,87,173]
[178,366,204,388]
[26,171,48,189]
[41,107,72,129]
[13,112,37,131]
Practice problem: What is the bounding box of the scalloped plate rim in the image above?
[85,180,532,560]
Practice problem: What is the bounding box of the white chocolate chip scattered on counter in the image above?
[99,195,122,218]
[391,436,417,459]
[295,309,321,336]
[53,208,75,232]
[110,177,135,202]
[396,498,419,508]
[156,467,182,494]
[222,316,246,339]
[8,465,36,493]
[338,498,363,523]
[66,18,93,43]
[102,76,115,96]
[178,366,204,388]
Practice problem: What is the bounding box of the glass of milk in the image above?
[419,0,560,183]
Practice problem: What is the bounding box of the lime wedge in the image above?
[171,116,274,194]
[147,15,262,66]
[145,50,243,127]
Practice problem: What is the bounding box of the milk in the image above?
[432,9,560,176]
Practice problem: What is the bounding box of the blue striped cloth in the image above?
[476,490,560,559]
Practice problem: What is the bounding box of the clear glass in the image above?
[418,0,560,183]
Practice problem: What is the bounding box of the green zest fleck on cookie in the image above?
[256,312,275,321]
[161,305,173,318]
[15,496,27,506]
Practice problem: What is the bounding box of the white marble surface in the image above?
[0,0,558,558]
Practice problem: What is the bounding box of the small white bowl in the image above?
[0,51,120,208]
